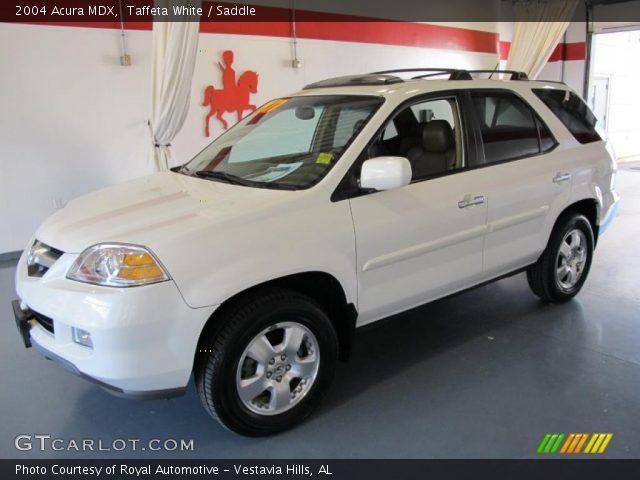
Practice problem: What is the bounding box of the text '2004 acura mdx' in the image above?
[13,69,619,435]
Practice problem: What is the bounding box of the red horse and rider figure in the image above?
[203,50,259,136]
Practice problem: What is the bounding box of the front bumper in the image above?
[14,250,217,398]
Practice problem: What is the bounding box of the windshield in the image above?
[182,95,383,190]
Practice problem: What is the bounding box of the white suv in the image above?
[13,69,619,435]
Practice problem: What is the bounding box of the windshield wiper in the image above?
[194,170,303,190]
[193,170,254,186]
[265,182,303,191]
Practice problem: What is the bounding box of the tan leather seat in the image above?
[406,120,455,179]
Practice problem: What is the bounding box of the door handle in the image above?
[458,195,485,208]
[553,172,572,184]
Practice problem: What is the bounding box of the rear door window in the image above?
[470,91,540,163]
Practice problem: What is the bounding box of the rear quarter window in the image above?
[532,88,602,144]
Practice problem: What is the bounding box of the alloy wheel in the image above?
[236,321,320,416]
[555,228,588,291]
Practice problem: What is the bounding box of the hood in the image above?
[36,172,297,254]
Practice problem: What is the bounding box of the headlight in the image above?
[66,244,170,287]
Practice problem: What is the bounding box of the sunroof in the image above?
[303,74,404,90]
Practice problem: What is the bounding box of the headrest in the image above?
[368,141,387,159]
[422,120,454,153]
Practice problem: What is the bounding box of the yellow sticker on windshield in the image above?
[315,153,333,165]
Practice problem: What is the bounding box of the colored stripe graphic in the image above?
[567,434,582,453]
[545,434,559,453]
[20,20,500,54]
[499,41,586,62]
[539,433,613,454]
[560,433,575,453]
[550,434,565,453]
[584,434,598,453]
[598,434,613,453]
[537,433,565,454]
[537,434,552,454]
[574,433,589,453]
[538,433,551,453]
[585,433,614,454]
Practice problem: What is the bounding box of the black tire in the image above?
[527,212,594,303]
[195,288,338,436]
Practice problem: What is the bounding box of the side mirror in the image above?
[360,157,412,191]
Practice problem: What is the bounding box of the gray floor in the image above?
[1,165,639,459]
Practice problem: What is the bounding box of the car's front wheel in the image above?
[527,212,594,303]
[195,288,338,436]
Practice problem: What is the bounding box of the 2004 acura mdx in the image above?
[13,69,620,435]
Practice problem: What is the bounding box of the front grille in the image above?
[27,240,63,277]
[32,310,54,334]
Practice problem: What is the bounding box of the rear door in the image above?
[467,90,571,278]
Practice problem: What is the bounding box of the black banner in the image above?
[2,0,640,23]
[4,459,640,480]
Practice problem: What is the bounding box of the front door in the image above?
[348,95,487,325]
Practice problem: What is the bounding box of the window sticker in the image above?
[315,153,333,165]
[246,162,303,183]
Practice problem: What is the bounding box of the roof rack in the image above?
[466,70,529,80]
[531,79,567,86]
[373,68,473,80]
[374,68,528,81]
[302,68,530,89]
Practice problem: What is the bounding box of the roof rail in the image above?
[373,68,528,81]
[466,70,529,80]
[531,79,567,86]
[373,68,472,80]
[302,68,532,90]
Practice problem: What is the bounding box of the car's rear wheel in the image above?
[527,212,594,303]
[195,288,338,436]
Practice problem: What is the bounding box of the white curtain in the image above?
[506,0,579,79]
[149,1,201,171]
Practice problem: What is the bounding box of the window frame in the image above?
[535,114,557,154]
[331,90,477,202]
[465,88,559,167]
